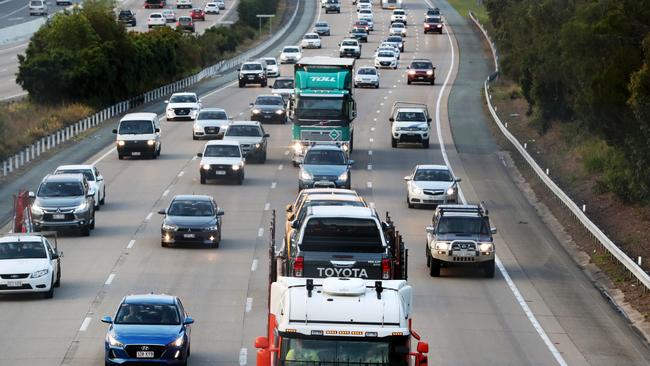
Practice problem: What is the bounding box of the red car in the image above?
[190,8,205,21]
[144,0,165,8]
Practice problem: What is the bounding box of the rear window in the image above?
[357,68,376,75]
[150,13,162,18]
[284,47,300,53]
[301,218,384,253]
[263,58,277,65]
[387,36,402,42]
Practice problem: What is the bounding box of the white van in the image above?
[29,0,48,15]
[112,113,162,160]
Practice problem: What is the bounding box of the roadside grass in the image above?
[446,0,489,24]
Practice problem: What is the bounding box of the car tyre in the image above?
[200,173,206,184]
[407,195,414,208]
[192,134,198,140]
[118,154,124,160]
[483,260,495,278]
[261,81,267,87]
[426,249,431,267]
[423,139,430,149]
[236,172,244,185]
[44,278,54,299]
[375,84,379,89]
[429,258,440,277]
[100,189,105,205]
[238,81,245,88]
[90,214,96,229]
[80,224,91,237]
[260,151,267,164]
[407,79,412,85]
[54,267,61,287]
[391,137,397,148]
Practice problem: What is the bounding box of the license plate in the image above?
[263,115,271,118]
[7,281,22,287]
[453,250,475,257]
[131,151,141,156]
[184,234,196,238]
[53,214,65,220]
[247,76,255,79]
[214,170,226,175]
[136,351,155,358]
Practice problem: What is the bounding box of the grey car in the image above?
[298,145,354,190]
[221,121,270,163]
[250,94,286,124]
[313,21,331,36]
[30,174,96,236]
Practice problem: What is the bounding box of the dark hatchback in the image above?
[250,94,286,124]
[407,59,436,85]
[117,9,137,26]
[176,16,194,32]
[102,294,194,366]
[159,195,224,248]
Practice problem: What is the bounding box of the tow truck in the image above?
[254,276,429,366]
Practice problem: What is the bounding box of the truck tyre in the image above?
[423,139,430,149]
[483,260,495,278]
[391,137,397,148]
[429,258,440,277]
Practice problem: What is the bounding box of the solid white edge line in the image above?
[91,147,116,166]
[127,239,135,249]
[271,182,277,189]
[426,0,568,364]
[145,212,153,221]
[79,316,92,331]
[239,347,248,366]
[177,171,184,177]
[105,273,116,285]
[245,297,253,313]
[258,227,264,237]
[251,259,259,272]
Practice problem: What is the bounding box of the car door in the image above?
[44,238,59,280]
[94,167,105,202]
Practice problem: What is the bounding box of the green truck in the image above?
[288,56,357,165]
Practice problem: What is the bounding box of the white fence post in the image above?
[8,157,13,173]
[3,160,7,176]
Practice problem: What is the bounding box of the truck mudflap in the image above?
[302,251,384,279]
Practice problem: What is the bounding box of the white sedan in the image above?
[280,46,302,64]
[389,21,407,37]
[354,66,379,88]
[357,8,373,21]
[204,2,220,13]
[147,13,166,28]
[374,50,398,69]
[301,33,322,49]
[379,43,400,59]
[404,165,461,208]
[53,165,106,209]
[0,234,62,299]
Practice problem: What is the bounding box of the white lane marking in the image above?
[251,259,259,272]
[383,96,388,99]
[145,212,153,221]
[368,150,373,156]
[105,273,116,285]
[278,164,284,170]
[177,171,184,177]
[162,189,170,197]
[376,109,381,113]
[367,164,372,170]
[79,317,92,331]
[258,227,264,237]
[369,138,374,143]
[271,182,277,189]
[245,297,253,312]
[239,348,248,366]
[127,240,135,249]
[372,119,377,123]
[388,90,393,94]
[380,102,384,106]
[201,80,238,99]
[191,155,197,161]
[264,203,270,211]
[424,0,568,363]
[91,147,116,166]
[366,181,372,188]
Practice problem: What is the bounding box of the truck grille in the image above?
[300,130,339,141]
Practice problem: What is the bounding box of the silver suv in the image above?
[425,204,496,278]
[221,121,270,163]
[30,174,96,236]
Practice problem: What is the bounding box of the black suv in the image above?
[424,16,443,34]
[117,9,136,26]
[407,58,436,85]
[238,62,267,87]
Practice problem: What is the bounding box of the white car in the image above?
[320,0,327,7]
[260,57,279,77]
[280,46,302,64]
[404,165,460,207]
[384,35,404,52]
[354,66,379,88]
[0,234,62,299]
[193,108,230,140]
[356,3,371,11]
[374,50,398,69]
[339,39,361,59]
[28,0,48,15]
[379,43,400,59]
[215,0,225,9]
[147,13,166,28]
[357,8,373,21]
[198,140,245,185]
[301,33,322,49]
[54,165,106,209]
[176,0,192,8]
[165,92,202,120]
[204,2,220,14]
[270,77,294,103]
[389,21,407,37]
[162,9,176,22]
[391,9,407,24]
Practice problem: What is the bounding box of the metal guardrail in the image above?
[468,11,650,291]
[0,0,301,178]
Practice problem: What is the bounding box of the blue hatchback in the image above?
[102,294,194,365]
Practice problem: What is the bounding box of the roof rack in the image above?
[436,203,489,216]
[390,101,428,112]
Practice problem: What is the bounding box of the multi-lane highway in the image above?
[0,0,649,365]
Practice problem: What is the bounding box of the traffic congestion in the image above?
[1,0,648,365]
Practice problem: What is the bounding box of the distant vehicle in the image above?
[54,165,106,210]
[339,38,361,59]
[353,19,370,32]
[269,77,294,103]
[113,112,162,159]
[250,94,286,124]
[0,233,62,299]
[279,46,302,64]
[324,0,340,13]
[356,3,371,12]
[190,8,205,21]
[102,294,194,365]
[407,58,436,84]
[30,174,96,236]
[389,21,407,37]
[56,0,72,5]
[390,8,407,24]
[301,33,322,49]
[28,0,48,15]
[389,101,432,148]
[312,21,331,36]
[426,7,441,17]
[260,57,279,77]
[382,0,402,9]
[215,0,225,9]
[424,16,443,34]
[176,0,191,8]
[404,164,460,207]
[193,108,229,140]
[159,195,224,248]
[222,121,270,163]
[298,145,354,190]
[379,42,400,59]
[385,35,404,52]
[354,66,379,88]
[165,92,201,120]
[238,61,267,87]
[357,8,373,21]
[374,49,398,69]
[176,16,195,32]
[204,1,220,13]
[197,140,245,184]
[147,12,166,28]
[161,8,176,22]
[349,27,368,43]
[359,15,374,30]
[143,0,165,8]
[117,9,137,26]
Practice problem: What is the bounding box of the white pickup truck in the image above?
[389,101,432,148]
[339,38,361,59]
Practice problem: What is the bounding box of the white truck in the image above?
[389,102,432,148]
[254,277,429,366]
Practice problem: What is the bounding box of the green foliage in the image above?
[577,138,610,174]
[237,0,279,30]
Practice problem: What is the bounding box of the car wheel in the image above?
[429,258,440,277]
[90,214,96,229]
[237,173,244,185]
[431,79,435,85]
[100,189,105,205]
[483,260,496,278]
[118,154,124,160]
[54,267,61,287]
[161,241,169,248]
[200,173,206,184]
[261,81,267,87]
[44,278,54,299]
[192,134,198,140]
[238,81,245,88]
[426,249,431,267]
[260,151,267,164]
[423,139,430,149]
[407,195,414,208]
[80,225,90,236]
[391,137,397,148]
[95,202,100,211]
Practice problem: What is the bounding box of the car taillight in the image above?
[382,258,391,279]
[294,256,304,277]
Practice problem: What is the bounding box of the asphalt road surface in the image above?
[0,0,649,365]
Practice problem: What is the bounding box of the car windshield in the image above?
[315,22,328,27]
[358,68,376,75]
[242,63,262,71]
[396,111,426,121]
[304,150,346,165]
[392,23,404,28]
[263,58,277,65]
[342,41,357,46]
[414,169,452,181]
[55,169,94,181]
[411,62,432,69]
[394,10,404,15]
[119,10,131,16]
[427,17,441,23]
[37,181,84,197]
[256,96,283,105]
[284,47,300,53]
[280,338,406,365]
[378,52,394,58]
[118,120,153,134]
[296,97,346,119]
[226,125,262,137]
[170,95,196,103]
[274,79,294,89]
[0,241,47,260]
[305,34,318,39]
[167,200,214,216]
[203,145,240,157]
[387,37,402,42]
[30,0,43,5]
[198,110,227,120]
[115,303,181,325]
[301,218,383,252]
[437,217,490,235]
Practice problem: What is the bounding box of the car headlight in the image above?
[447,187,456,195]
[255,143,261,148]
[147,140,156,146]
[300,170,313,180]
[434,242,449,250]
[202,163,211,170]
[193,124,202,132]
[75,200,88,212]
[108,333,124,347]
[408,70,416,75]
[252,108,261,114]
[117,140,125,146]
[205,225,219,231]
[231,164,241,171]
[338,171,348,181]
[167,335,184,348]
[412,186,423,194]
[427,70,434,75]
[30,269,49,278]
[31,204,44,215]
[479,243,494,252]
[162,223,178,231]
[292,142,303,154]
[275,109,285,115]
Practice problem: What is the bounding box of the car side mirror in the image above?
[491,227,497,234]
[426,225,435,234]
[101,316,113,324]
[264,133,270,138]
[51,252,59,260]
[196,152,203,157]
[348,160,355,166]
[427,118,432,122]
[158,209,166,215]
[87,192,94,198]
[291,220,300,229]
[403,176,411,181]
[198,98,203,103]
[389,117,395,122]
[112,129,118,134]
[255,336,269,349]
[455,178,462,182]
[249,103,254,107]
[29,191,35,198]
[406,65,410,69]
[155,128,160,133]
[285,204,293,213]
[217,208,225,216]
[164,100,169,104]
[184,316,194,325]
